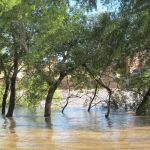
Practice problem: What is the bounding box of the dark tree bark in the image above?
[44,73,66,117]
[83,64,112,117]
[105,89,112,118]
[2,79,10,115]
[44,85,57,117]
[136,87,150,115]
[45,117,52,128]
[0,60,10,115]
[62,76,70,113]
[88,83,98,112]
[62,96,70,114]
[6,54,18,117]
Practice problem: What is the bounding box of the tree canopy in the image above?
[0,0,149,117]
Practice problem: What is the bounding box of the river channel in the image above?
[0,107,150,150]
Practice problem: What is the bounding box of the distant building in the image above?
[128,51,149,76]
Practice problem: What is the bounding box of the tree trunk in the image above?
[105,90,112,118]
[6,56,18,117]
[44,86,56,117]
[44,73,66,117]
[2,79,10,115]
[83,64,112,117]
[136,87,150,115]
[45,117,52,128]
[88,83,98,112]
[62,76,70,113]
[62,96,70,114]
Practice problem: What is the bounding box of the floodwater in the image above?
[0,107,150,150]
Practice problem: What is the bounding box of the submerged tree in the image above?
[0,0,149,118]
[82,13,128,117]
[0,0,32,117]
[116,0,150,115]
[0,53,12,115]
[24,1,89,117]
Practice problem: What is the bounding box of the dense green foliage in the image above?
[0,0,149,116]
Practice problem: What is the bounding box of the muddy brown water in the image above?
[0,107,150,150]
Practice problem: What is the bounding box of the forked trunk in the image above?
[83,64,112,117]
[6,56,18,117]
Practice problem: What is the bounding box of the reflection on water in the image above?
[0,107,150,149]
